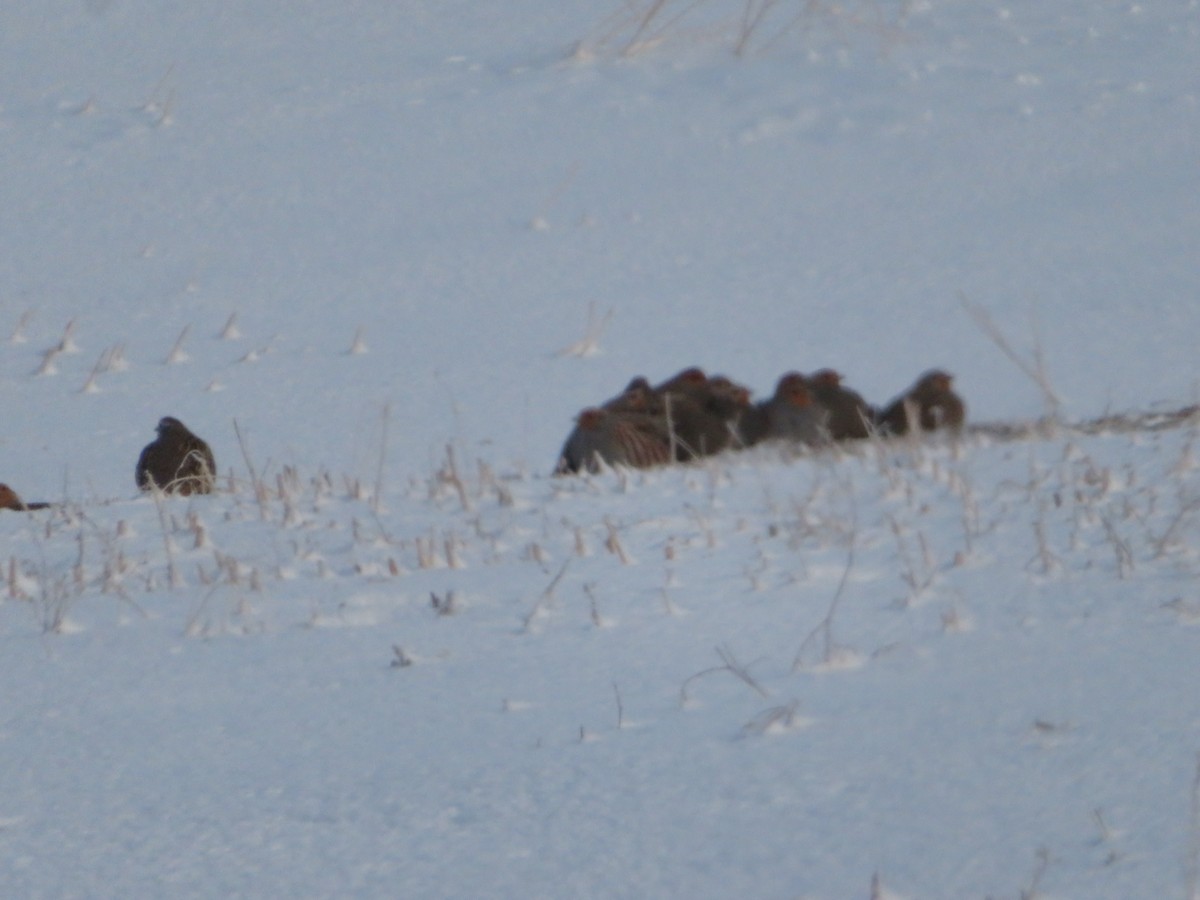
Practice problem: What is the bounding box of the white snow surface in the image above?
[2,1,1200,897]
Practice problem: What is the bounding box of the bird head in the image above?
[157,416,187,436]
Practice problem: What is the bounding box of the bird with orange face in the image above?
[739,372,829,447]
[652,366,710,399]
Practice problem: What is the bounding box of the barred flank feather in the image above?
[556,408,671,474]
[609,414,673,469]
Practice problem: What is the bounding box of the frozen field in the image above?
[1,2,1199,897]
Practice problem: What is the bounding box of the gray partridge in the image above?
[809,369,875,441]
[655,369,751,460]
[555,407,673,475]
[602,378,664,416]
[877,370,966,435]
[739,372,829,447]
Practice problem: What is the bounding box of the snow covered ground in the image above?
[1,1,1199,896]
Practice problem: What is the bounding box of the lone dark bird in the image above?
[0,483,51,511]
[136,417,216,495]
[877,370,966,435]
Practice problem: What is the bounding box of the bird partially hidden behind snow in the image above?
[808,368,876,441]
[557,367,753,473]
[877,369,966,436]
[0,483,51,511]
[737,372,829,448]
[555,407,673,475]
[135,416,216,496]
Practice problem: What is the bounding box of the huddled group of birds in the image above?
[0,368,965,510]
[555,367,965,475]
[1,416,215,512]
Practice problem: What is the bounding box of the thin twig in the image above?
[622,0,671,54]
[1187,753,1200,900]
[1019,846,1050,900]
[793,497,858,670]
[680,645,770,705]
[522,559,571,631]
[373,402,391,514]
[149,484,182,589]
[959,292,1062,417]
[233,418,270,520]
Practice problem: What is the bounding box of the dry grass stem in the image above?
[149,484,183,589]
[793,511,857,671]
[960,293,1062,418]
[1019,846,1051,899]
[522,560,571,631]
[681,645,770,706]
[604,519,631,564]
[165,324,190,364]
[233,418,271,520]
[556,299,613,358]
[1188,753,1200,900]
